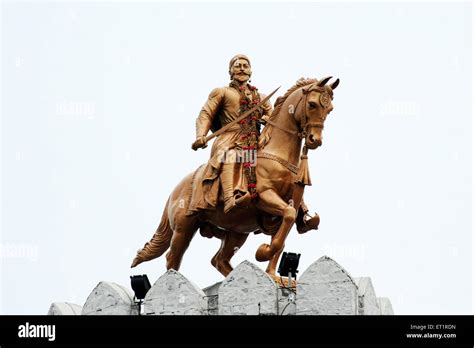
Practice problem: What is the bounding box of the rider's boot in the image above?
[221,164,252,213]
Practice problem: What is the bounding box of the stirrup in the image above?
[235,191,252,208]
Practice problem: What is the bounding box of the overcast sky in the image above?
[1,1,472,314]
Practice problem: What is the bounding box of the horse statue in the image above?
[131,76,339,277]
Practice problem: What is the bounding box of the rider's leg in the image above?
[221,162,252,213]
[220,163,236,213]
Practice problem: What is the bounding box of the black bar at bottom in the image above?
[0,315,473,347]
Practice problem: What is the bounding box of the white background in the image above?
[1,1,472,314]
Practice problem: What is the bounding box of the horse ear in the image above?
[330,78,340,90]
[317,76,332,87]
[302,88,308,95]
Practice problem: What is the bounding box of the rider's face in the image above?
[230,59,251,83]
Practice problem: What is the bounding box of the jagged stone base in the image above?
[49,256,394,315]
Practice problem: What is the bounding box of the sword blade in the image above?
[204,86,280,143]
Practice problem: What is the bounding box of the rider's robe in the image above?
[187,86,273,215]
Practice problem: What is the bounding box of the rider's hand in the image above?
[191,136,208,151]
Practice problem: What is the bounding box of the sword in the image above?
[192,86,280,150]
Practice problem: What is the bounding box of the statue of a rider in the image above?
[187,54,319,234]
[130,56,333,273]
[189,54,273,214]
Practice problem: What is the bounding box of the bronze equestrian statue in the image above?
[131,54,339,277]
[191,54,273,214]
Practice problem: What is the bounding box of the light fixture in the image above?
[278,252,301,279]
[130,274,151,315]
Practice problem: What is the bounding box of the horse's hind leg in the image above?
[211,232,248,277]
[165,214,199,271]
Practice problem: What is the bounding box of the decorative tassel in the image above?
[291,145,311,212]
[295,145,312,186]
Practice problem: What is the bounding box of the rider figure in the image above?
[191,54,273,213]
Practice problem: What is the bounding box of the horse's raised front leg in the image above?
[255,189,296,262]
[211,232,248,277]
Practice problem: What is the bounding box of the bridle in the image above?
[265,83,331,141]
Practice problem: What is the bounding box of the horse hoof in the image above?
[255,243,272,262]
[298,213,320,234]
[308,213,320,230]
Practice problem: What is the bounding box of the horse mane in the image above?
[271,77,318,119]
[259,77,317,149]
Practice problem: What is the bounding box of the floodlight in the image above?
[277,252,301,278]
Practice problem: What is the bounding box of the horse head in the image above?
[286,76,339,150]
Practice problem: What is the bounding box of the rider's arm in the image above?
[196,87,225,138]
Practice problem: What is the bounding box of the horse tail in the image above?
[131,198,172,268]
